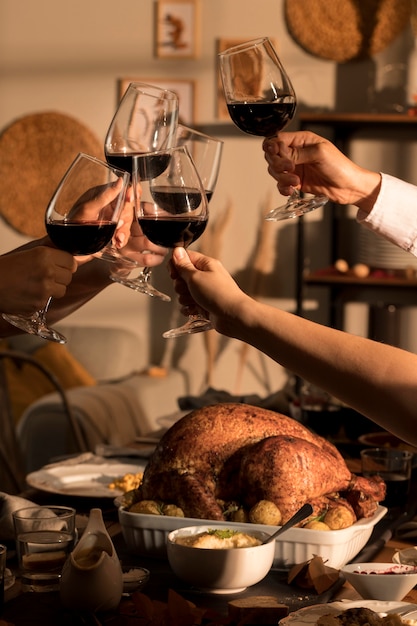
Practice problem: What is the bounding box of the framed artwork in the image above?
[216,37,278,120]
[118,78,196,126]
[155,0,201,59]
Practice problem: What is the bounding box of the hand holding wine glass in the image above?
[2,153,129,343]
[219,37,328,220]
[133,145,211,338]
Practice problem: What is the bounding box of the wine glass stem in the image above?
[141,267,152,282]
[35,296,52,328]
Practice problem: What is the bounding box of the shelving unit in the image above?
[297,112,417,340]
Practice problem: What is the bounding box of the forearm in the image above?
[232,299,417,446]
[47,258,113,322]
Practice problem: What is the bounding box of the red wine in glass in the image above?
[227,98,296,137]
[46,221,117,255]
[105,152,171,180]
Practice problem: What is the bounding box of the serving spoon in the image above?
[262,502,314,544]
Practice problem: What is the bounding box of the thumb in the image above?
[171,246,194,272]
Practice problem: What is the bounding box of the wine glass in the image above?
[132,146,210,339]
[2,153,129,343]
[101,81,179,301]
[218,36,328,220]
[174,124,223,203]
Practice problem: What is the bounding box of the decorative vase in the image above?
[60,508,123,612]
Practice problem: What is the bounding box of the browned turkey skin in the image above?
[137,403,385,523]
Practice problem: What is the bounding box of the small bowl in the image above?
[341,562,417,600]
[166,524,275,594]
[121,566,150,593]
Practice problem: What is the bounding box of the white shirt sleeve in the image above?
[356,173,417,257]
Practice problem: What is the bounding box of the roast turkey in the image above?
[138,403,385,523]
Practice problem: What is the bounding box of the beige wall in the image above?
[1,0,415,401]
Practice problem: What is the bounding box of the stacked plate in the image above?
[357,228,417,270]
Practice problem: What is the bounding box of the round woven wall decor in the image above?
[0,111,104,238]
[284,0,411,63]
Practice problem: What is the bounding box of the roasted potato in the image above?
[324,506,355,529]
[249,500,282,525]
[230,507,249,523]
[129,500,162,515]
[304,520,330,531]
[162,504,184,517]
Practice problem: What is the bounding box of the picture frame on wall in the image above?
[216,37,278,120]
[118,78,196,126]
[155,0,200,59]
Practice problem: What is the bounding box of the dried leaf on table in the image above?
[287,555,340,594]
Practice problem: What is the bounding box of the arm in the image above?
[264,130,417,255]
[262,130,381,214]
[171,247,417,447]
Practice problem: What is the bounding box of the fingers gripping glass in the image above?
[219,37,328,220]
[132,146,211,339]
[2,154,129,344]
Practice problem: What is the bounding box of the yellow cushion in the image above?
[1,341,96,424]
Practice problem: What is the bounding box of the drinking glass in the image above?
[132,146,210,338]
[2,153,129,344]
[102,81,179,300]
[13,505,76,592]
[219,37,328,220]
[361,448,413,514]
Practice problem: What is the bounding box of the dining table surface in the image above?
[2,450,417,625]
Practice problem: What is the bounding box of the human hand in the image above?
[263,130,381,209]
[117,218,168,268]
[0,247,77,316]
[170,247,249,336]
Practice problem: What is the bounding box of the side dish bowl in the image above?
[341,562,417,600]
[166,525,275,593]
[118,504,387,569]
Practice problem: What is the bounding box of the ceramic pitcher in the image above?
[60,508,123,612]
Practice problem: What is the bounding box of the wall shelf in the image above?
[297,112,417,341]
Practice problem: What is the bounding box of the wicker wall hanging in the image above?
[284,0,411,63]
[0,111,104,238]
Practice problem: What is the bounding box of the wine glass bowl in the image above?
[2,153,129,343]
[174,124,223,203]
[133,146,211,338]
[104,82,179,175]
[219,37,328,220]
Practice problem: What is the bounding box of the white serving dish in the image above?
[167,525,275,594]
[341,562,417,601]
[118,504,387,569]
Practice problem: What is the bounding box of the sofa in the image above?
[3,325,188,474]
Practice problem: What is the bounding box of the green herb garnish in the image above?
[207,529,238,539]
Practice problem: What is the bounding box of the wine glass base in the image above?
[2,313,67,344]
[110,274,171,302]
[163,316,213,339]
[265,194,328,221]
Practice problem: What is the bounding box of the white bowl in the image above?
[118,505,387,569]
[166,524,275,594]
[341,562,417,600]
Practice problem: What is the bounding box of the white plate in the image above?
[26,460,146,498]
[280,601,417,626]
